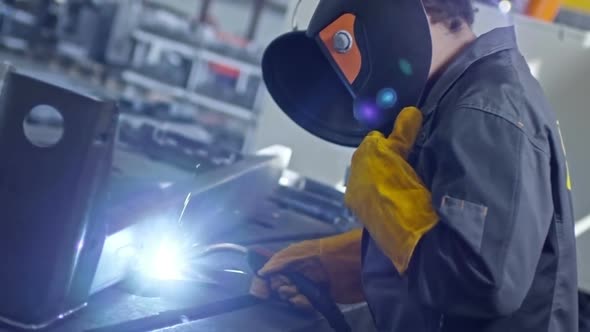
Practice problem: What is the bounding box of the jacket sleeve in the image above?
[413,107,554,318]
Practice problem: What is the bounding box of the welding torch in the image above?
[194,243,352,332]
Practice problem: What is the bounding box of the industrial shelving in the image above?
[123,28,264,127]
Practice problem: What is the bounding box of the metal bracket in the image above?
[0,62,118,329]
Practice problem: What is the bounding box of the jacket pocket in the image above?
[438,195,488,252]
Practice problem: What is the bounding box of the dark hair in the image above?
[422,0,475,32]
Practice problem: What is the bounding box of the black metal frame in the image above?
[0,62,118,330]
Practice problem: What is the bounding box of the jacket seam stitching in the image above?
[495,129,524,302]
[506,53,538,157]
[454,104,550,157]
[507,53,529,123]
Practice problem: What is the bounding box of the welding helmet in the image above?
[262,0,432,147]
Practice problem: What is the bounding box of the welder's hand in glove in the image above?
[344,107,439,275]
[249,229,364,310]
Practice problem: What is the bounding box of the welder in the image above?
[252,0,578,331]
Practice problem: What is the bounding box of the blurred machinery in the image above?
[0,0,136,63]
[123,3,265,134]
[0,0,272,153]
[55,0,119,64]
[0,0,58,53]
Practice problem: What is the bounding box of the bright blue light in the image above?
[376,88,398,109]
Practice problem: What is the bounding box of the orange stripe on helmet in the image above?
[318,13,362,84]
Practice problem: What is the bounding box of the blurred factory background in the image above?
[1,0,590,330]
[0,0,291,156]
[0,0,588,162]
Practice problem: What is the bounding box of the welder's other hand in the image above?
[250,276,272,299]
[249,229,364,307]
[250,274,315,311]
[344,107,439,275]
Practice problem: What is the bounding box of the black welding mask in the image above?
[262,0,432,147]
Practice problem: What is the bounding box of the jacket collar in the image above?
[420,26,519,115]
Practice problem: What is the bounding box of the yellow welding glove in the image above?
[249,229,364,310]
[344,107,439,275]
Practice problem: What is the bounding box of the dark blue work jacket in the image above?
[361,27,578,332]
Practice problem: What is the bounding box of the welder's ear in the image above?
[387,107,423,158]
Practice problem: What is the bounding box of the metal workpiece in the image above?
[0,63,118,330]
[0,303,87,331]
